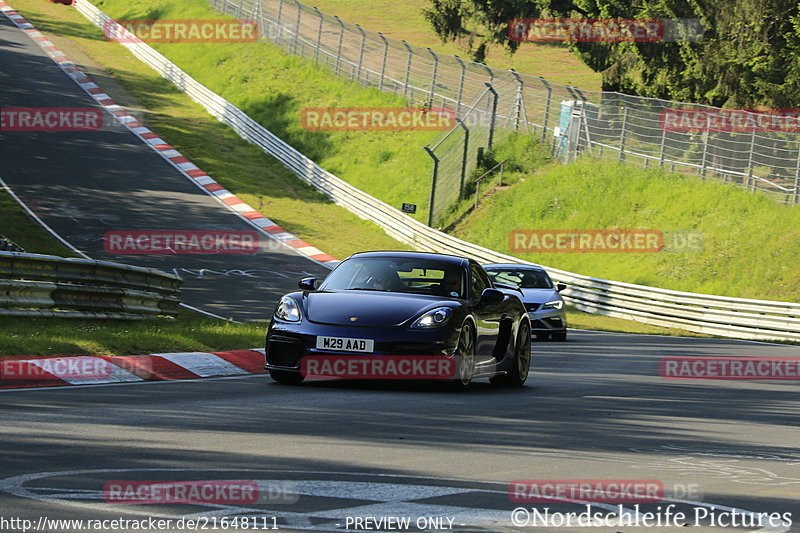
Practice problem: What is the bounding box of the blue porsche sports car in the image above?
[265,251,532,389]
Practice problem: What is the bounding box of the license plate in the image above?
[315,336,374,353]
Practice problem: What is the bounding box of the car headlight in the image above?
[411,307,452,329]
[542,300,564,310]
[274,296,301,322]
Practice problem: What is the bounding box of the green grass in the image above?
[9,0,409,260]
[0,310,264,356]
[453,157,800,302]
[10,0,798,347]
[308,0,602,90]
[0,189,76,257]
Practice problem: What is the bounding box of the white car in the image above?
[483,264,568,341]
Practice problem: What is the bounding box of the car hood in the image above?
[304,290,453,327]
[519,288,561,304]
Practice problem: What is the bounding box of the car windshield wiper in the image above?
[348,287,389,291]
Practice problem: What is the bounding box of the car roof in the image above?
[348,250,470,266]
[483,263,546,271]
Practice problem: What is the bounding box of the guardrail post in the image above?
[401,40,413,99]
[291,0,302,55]
[658,114,667,167]
[312,7,323,64]
[619,106,627,162]
[378,32,389,91]
[424,147,439,226]
[485,82,498,150]
[454,56,466,117]
[355,24,366,82]
[427,48,438,105]
[333,16,345,76]
[275,0,284,43]
[457,118,469,200]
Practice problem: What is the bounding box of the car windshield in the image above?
[320,257,465,298]
[485,267,553,289]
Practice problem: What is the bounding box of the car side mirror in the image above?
[480,287,504,304]
[298,277,318,291]
[556,283,567,292]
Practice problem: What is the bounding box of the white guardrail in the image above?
[74,0,800,341]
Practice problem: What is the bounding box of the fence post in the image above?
[700,115,711,179]
[540,77,552,143]
[401,40,413,99]
[378,32,389,91]
[481,65,494,117]
[334,16,344,76]
[746,128,757,191]
[312,7,323,64]
[291,0,302,55]
[793,147,800,205]
[355,24,366,82]
[424,147,439,226]
[619,106,627,162]
[485,82,498,150]
[457,119,469,200]
[454,56,466,117]
[427,48,438,105]
[238,0,245,18]
[658,114,667,167]
[509,69,528,133]
[275,0,284,43]
[250,0,263,39]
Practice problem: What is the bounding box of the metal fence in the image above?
[424,84,503,226]
[0,252,182,318]
[74,0,800,341]
[210,0,800,206]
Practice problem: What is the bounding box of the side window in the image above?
[470,264,490,298]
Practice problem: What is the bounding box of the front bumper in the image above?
[527,308,567,332]
[265,321,455,371]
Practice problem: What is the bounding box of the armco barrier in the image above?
[0,252,181,319]
[71,0,800,341]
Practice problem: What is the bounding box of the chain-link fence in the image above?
[424,84,505,226]
[210,0,800,209]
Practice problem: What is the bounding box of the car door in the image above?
[469,262,502,359]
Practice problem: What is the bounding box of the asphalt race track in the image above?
[2,9,800,533]
[1,332,799,532]
[0,14,330,321]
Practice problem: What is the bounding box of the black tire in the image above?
[551,331,567,342]
[491,321,531,387]
[269,369,304,385]
[449,321,476,391]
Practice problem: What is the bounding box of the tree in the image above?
[423,0,800,108]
